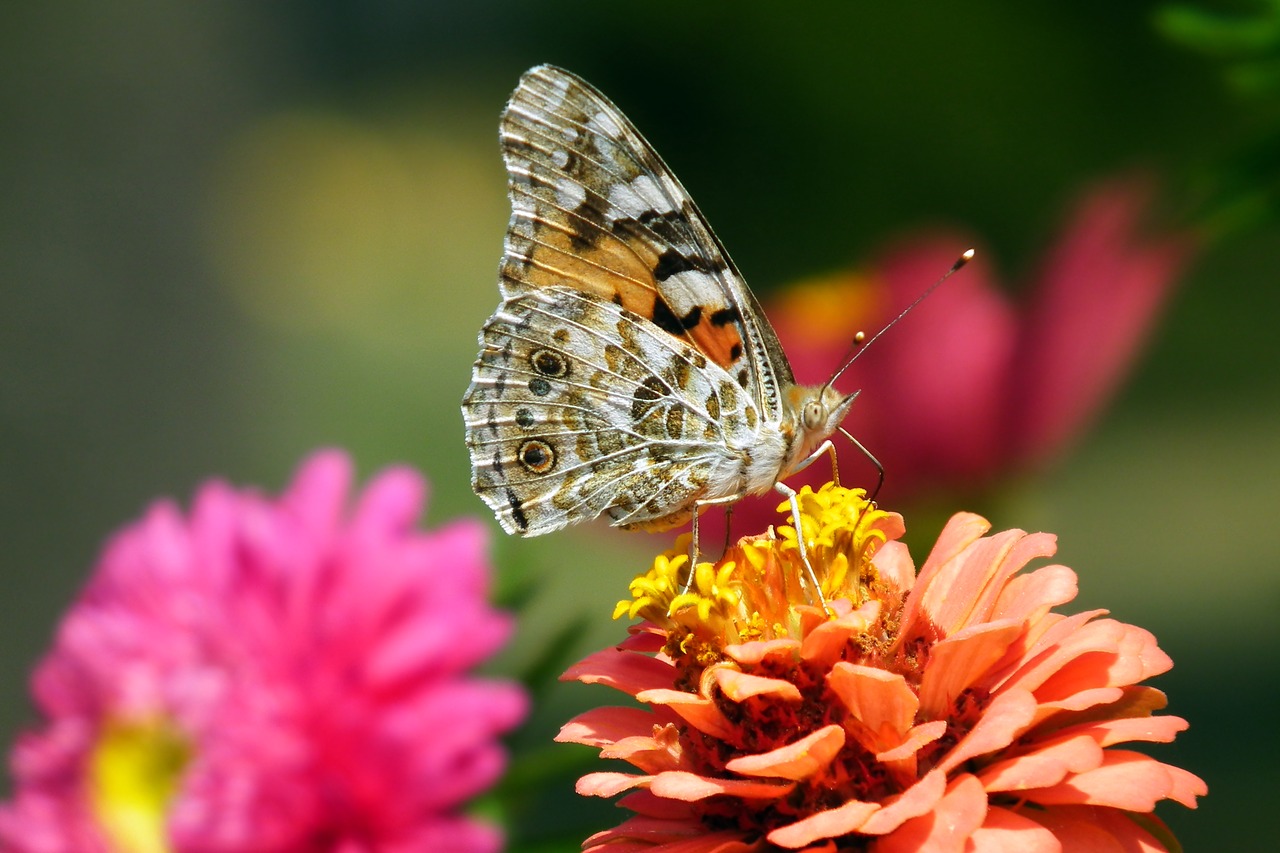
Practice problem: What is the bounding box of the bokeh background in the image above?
[3,2,1278,850]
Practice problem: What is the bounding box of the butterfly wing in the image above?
[462,65,795,538]
[498,64,795,416]
[464,286,755,535]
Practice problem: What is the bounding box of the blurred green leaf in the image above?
[1157,0,1280,61]
[1189,127,1280,236]
[496,743,596,800]
[495,742,619,849]
[1156,0,1280,100]
[1157,1,1280,232]
[515,611,594,705]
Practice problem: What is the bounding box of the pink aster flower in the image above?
[561,484,1204,851]
[0,450,527,852]
[760,176,1194,509]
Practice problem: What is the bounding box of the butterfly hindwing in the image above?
[463,287,754,535]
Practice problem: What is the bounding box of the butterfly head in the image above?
[789,383,860,464]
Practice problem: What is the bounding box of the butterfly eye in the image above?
[803,399,825,431]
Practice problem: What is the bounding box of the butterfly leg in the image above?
[684,495,741,595]
[721,503,735,557]
[787,439,840,485]
[837,426,885,501]
[774,480,828,610]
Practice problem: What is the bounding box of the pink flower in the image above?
[0,450,527,852]
[761,176,1194,509]
[563,484,1205,851]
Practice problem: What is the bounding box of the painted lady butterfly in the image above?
[461,65,967,592]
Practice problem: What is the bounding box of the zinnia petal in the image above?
[558,706,667,748]
[917,619,1023,720]
[711,667,804,703]
[1027,804,1173,852]
[724,725,846,781]
[966,806,1061,853]
[649,771,794,802]
[827,664,918,752]
[767,798,880,849]
[1024,750,1208,811]
[563,645,684,694]
[936,689,1039,776]
[635,689,739,741]
[858,769,947,835]
[978,733,1105,792]
[872,774,988,853]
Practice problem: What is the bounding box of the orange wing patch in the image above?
[498,66,752,378]
[677,304,744,372]
[505,207,747,374]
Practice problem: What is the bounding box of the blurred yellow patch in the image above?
[773,270,885,347]
[90,716,190,853]
[205,101,504,353]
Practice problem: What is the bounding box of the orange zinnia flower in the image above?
[559,485,1204,851]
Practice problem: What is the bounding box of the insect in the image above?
[461,65,969,596]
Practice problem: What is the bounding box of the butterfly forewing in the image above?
[497,65,794,415]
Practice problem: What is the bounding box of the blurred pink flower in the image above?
[750,177,1194,517]
[0,450,527,852]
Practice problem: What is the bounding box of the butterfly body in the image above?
[462,65,858,543]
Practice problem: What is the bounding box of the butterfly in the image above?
[461,65,964,593]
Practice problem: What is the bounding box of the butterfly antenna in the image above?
[822,248,975,395]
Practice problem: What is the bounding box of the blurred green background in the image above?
[2,2,1278,850]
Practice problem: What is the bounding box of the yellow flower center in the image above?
[89,716,190,853]
[617,484,903,662]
